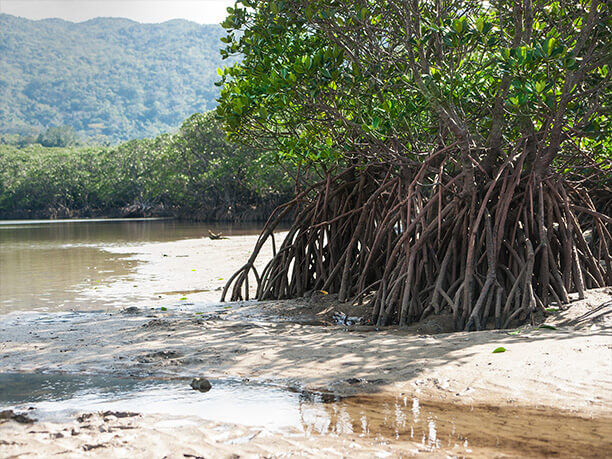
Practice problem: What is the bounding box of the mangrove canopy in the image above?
[218,0,611,330]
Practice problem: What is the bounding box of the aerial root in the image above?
[222,156,611,330]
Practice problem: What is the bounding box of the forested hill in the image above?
[0,14,228,143]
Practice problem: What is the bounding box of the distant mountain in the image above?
[0,14,231,142]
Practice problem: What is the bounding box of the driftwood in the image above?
[208,230,227,240]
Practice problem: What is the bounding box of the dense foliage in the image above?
[218,0,610,168]
[0,14,232,143]
[218,0,611,329]
[0,112,292,220]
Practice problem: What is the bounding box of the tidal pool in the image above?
[0,373,304,431]
[1,373,610,457]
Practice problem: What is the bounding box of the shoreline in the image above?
[1,234,611,457]
[1,290,611,416]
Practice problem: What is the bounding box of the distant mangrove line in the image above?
[0,112,293,221]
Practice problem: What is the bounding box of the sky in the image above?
[0,0,235,24]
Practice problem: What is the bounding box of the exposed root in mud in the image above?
[223,148,611,330]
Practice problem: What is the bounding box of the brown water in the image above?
[0,219,262,314]
[1,373,610,457]
[332,395,612,458]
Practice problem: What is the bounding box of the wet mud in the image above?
[1,372,610,458]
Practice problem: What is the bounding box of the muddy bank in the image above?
[1,288,611,414]
[1,292,611,457]
[2,398,610,458]
[0,197,289,222]
[1,234,611,457]
[0,410,451,458]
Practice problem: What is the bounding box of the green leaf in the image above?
[180,296,188,300]
[546,38,557,57]
[217,67,224,76]
[492,347,507,353]
[545,307,559,313]
[538,324,558,330]
[508,330,521,335]
[223,305,233,309]
[476,17,484,33]
[453,18,466,34]
[372,116,381,129]
[161,306,167,311]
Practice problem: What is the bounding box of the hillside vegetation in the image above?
[0,14,229,142]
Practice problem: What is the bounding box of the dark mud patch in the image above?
[0,409,36,424]
[136,350,183,363]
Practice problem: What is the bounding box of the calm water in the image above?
[0,219,262,315]
[1,373,610,457]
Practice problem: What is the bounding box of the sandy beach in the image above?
[1,233,611,457]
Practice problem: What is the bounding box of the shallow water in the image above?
[0,373,305,431]
[335,395,612,457]
[0,218,262,314]
[1,373,610,457]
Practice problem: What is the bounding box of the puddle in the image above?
[1,373,610,457]
[333,395,612,457]
[0,373,307,431]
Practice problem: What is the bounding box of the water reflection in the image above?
[300,394,612,457]
[0,219,263,314]
[1,373,610,457]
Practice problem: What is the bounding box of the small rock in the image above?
[0,410,35,424]
[101,411,138,418]
[121,306,140,314]
[190,377,212,392]
[77,413,93,423]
